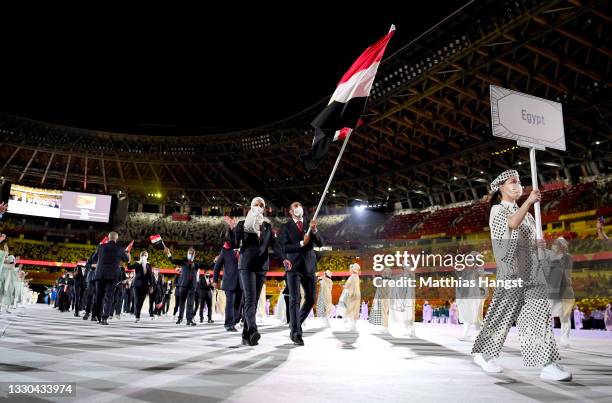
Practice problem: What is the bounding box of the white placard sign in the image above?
[490,85,566,151]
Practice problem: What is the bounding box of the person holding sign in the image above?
[471,170,572,382]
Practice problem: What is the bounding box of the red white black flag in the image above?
[149,234,163,245]
[302,25,395,170]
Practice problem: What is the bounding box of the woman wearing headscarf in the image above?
[224,197,289,346]
[471,169,571,381]
[455,251,488,341]
[316,270,333,327]
[0,234,7,306]
[369,265,391,334]
[604,304,612,331]
[1,254,17,313]
[543,237,574,347]
[343,263,361,332]
[388,263,416,337]
[573,305,584,330]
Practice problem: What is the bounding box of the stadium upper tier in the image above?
[1,175,609,247]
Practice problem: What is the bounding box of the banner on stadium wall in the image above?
[490,85,566,151]
[171,213,190,221]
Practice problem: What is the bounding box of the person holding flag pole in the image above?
[301,24,395,232]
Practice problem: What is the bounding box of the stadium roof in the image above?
[0,0,610,210]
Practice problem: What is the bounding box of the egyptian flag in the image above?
[149,234,164,249]
[302,25,395,170]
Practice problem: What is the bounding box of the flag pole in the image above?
[306,129,353,236]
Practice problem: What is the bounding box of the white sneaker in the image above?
[345,319,357,332]
[474,353,503,373]
[558,336,570,348]
[540,363,572,381]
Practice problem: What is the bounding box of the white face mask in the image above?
[251,206,263,216]
[503,182,523,198]
[293,206,303,218]
[187,253,194,260]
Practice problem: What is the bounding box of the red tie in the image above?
[296,221,303,236]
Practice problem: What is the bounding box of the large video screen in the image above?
[8,185,112,223]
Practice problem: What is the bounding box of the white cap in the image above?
[490,169,519,193]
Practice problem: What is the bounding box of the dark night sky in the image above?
[0,2,469,135]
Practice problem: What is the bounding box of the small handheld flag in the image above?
[149,234,166,250]
[125,240,134,253]
[99,235,109,245]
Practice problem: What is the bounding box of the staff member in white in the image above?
[471,169,571,381]
[543,237,574,348]
[455,251,488,342]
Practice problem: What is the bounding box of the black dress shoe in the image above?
[176,319,182,325]
[187,321,196,326]
[91,316,98,322]
[230,326,238,332]
[249,330,261,346]
[74,312,80,317]
[293,335,304,346]
[82,314,89,320]
[200,318,204,323]
[241,338,249,346]
[208,319,214,324]
[101,319,109,325]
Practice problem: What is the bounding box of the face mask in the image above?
[503,183,522,198]
[251,206,263,216]
[187,253,194,260]
[293,206,303,218]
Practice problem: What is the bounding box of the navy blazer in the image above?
[213,247,240,291]
[128,262,152,289]
[92,241,130,281]
[168,255,205,289]
[85,253,97,283]
[279,219,323,275]
[229,220,285,272]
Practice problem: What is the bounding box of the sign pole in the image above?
[529,147,546,260]
[529,147,543,240]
